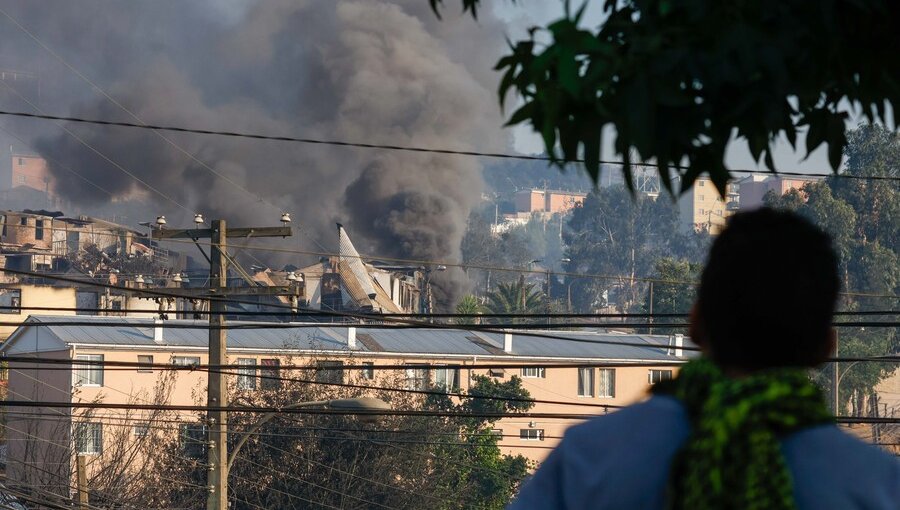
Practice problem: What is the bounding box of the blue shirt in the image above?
[509,396,900,510]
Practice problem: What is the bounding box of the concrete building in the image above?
[1,154,54,196]
[736,174,821,210]
[1,316,689,491]
[677,177,739,234]
[514,189,587,216]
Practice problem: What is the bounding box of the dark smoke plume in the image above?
[0,0,508,306]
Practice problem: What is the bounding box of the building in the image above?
[1,154,54,196]
[677,177,739,234]
[736,174,821,210]
[1,316,690,492]
[513,189,587,216]
[0,283,183,342]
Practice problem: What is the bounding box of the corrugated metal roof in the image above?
[8,316,692,361]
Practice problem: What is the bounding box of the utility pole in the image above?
[207,219,228,510]
[833,332,840,416]
[153,219,292,510]
[76,454,88,510]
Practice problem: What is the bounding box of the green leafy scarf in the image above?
[652,358,833,510]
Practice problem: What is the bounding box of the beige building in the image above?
[1,316,689,491]
[0,284,173,341]
[678,177,739,234]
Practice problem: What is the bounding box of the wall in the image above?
[66,343,682,465]
[5,349,74,495]
[9,155,53,195]
[0,285,77,341]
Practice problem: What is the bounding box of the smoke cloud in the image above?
[0,0,508,306]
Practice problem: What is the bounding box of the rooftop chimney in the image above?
[504,331,512,354]
[673,333,684,358]
[153,318,164,344]
[348,326,357,350]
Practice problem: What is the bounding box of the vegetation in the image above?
[434,0,898,194]
[764,125,899,416]
[483,278,545,315]
[126,366,534,509]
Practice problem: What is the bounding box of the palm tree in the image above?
[454,295,483,325]
[484,277,545,316]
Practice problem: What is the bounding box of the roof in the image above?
[0,316,692,362]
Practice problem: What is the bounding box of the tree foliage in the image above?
[644,257,700,333]
[129,365,532,509]
[483,278,545,315]
[561,186,704,312]
[765,125,899,415]
[434,0,899,195]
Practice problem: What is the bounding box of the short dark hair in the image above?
[697,208,839,369]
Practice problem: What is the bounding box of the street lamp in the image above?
[226,397,390,471]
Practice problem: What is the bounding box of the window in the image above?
[699,195,705,201]
[521,367,545,378]
[519,429,544,441]
[75,423,102,454]
[19,217,26,226]
[698,180,705,187]
[172,356,201,367]
[17,157,24,165]
[1,215,5,236]
[236,358,257,390]
[17,175,25,183]
[179,424,207,459]
[577,367,594,397]
[316,361,344,384]
[488,368,505,378]
[137,355,153,373]
[260,359,280,390]
[34,220,43,240]
[490,429,503,439]
[433,366,460,392]
[133,423,149,437]
[404,365,429,390]
[74,354,103,386]
[0,289,21,314]
[649,369,674,385]
[361,362,375,380]
[598,369,616,398]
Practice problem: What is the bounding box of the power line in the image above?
[3,400,899,424]
[4,221,899,300]
[0,108,896,182]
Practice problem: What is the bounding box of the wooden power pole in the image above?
[76,454,88,509]
[154,219,292,510]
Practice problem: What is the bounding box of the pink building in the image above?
[737,175,821,210]
[514,189,587,215]
[1,316,690,493]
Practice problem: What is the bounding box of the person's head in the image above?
[690,207,839,371]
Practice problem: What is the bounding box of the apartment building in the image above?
[1,316,689,490]
[513,189,588,216]
[736,174,821,210]
[677,177,739,234]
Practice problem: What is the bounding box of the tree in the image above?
[128,363,532,510]
[484,278,545,315]
[563,186,680,312]
[642,258,700,334]
[433,1,898,194]
[455,294,483,324]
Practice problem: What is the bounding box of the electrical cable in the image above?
[0,108,896,182]
[4,221,899,300]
